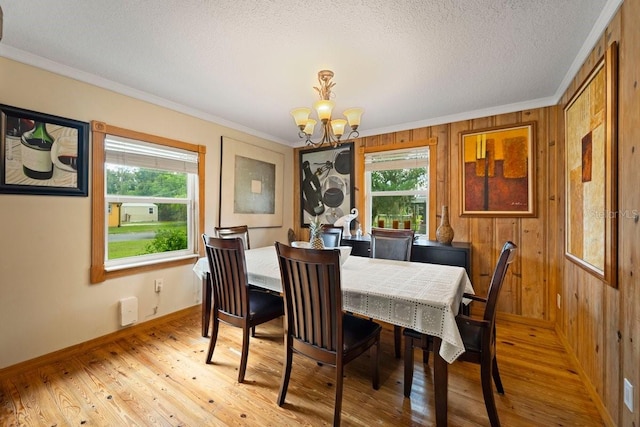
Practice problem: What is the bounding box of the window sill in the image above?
[91,254,199,284]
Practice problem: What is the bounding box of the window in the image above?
[91,122,205,283]
[365,147,431,236]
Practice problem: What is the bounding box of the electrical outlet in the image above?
[556,293,561,309]
[154,278,163,293]
[624,378,633,411]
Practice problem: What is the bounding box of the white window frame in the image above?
[90,121,205,283]
[104,134,199,269]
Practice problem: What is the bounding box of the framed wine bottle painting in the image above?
[0,104,89,196]
[299,142,354,227]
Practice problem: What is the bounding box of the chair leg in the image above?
[403,334,414,397]
[394,325,402,358]
[202,273,212,337]
[205,316,219,363]
[372,337,380,390]
[251,325,256,337]
[277,340,293,406]
[333,361,344,427]
[237,326,251,383]
[480,356,501,427]
[492,356,505,394]
[422,334,430,365]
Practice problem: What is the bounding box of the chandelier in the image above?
[290,70,363,148]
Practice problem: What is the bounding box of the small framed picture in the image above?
[0,104,89,196]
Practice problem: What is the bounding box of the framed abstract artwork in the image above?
[299,142,354,227]
[0,104,89,196]
[459,122,536,217]
[219,136,284,228]
[564,41,618,287]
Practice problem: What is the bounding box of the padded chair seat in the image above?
[456,317,483,352]
[403,328,426,341]
[404,323,483,353]
[343,314,382,352]
[249,289,285,321]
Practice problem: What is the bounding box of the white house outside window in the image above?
[104,135,199,268]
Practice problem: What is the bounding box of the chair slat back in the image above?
[203,235,249,319]
[215,225,250,250]
[370,228,414,261]
[483,241,517,324]
[276,242,342,353]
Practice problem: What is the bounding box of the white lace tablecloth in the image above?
[193,245,474,363]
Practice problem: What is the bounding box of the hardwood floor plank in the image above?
[0,308,604,426]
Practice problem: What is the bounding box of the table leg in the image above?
[433,337,448,426]
[201,272,212,337]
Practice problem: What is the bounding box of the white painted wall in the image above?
[0,57,294,369]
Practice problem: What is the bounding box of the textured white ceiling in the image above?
[0,0,620,146]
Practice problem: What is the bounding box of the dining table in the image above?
[192,244,474,426]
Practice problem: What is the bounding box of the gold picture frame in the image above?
[459,122,536,217]
[564,41,618,287]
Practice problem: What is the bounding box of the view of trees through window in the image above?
[370,167,428,234]
[106,166,189,260]
[365,147,430,235]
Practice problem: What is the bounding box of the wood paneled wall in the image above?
[556,2,639,425]
[294,108,556,321]
[617,2,640,425]
[293,3,638,424]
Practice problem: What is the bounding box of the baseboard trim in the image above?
[554,324,617,427]
[0,305,199,381]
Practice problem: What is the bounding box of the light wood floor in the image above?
[0,307,604,426]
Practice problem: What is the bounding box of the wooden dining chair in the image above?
[202,234,284,383]
[275,242,381,427]
[370,227,414,261]
[370,227,415,358]
[202,227,250,337]
[403,241,517,427]
[215,225,250,250]
[320,225,343,248]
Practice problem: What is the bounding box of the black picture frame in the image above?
[0,104,89,196]
[299,142,354,227]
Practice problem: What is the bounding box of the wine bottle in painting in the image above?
[20,121,54,179]
[5,116,34,161]
[302,160,325,216]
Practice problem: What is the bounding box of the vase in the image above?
[436,205,454,245]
